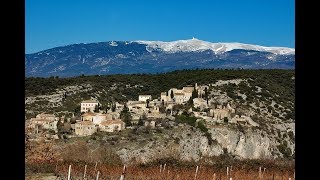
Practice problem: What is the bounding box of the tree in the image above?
[204,87,209,104]
[187,96,193,106]
[146,99,150,108]
[111,102,116,112]
[120,104,132,126]
[223,117,229,123]
[57,120,64,134]
[138,114,147,126]
[94,104,99,113]
[170,90,174,99]
[74,105,81,115]
[192,88,198,99]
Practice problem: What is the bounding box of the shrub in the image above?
[197,121,208,132]
[223,117,229,123]
[205,132,213,145]
[277,143,292,158]
[288,131,295,142]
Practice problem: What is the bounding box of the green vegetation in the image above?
[175,114,214,145]
[277,142,292,158]
[25,69,294,121]
[120,104,132,126]
[175,114,197,127]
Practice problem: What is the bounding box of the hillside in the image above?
[25,39,295,77]
[25,69,294,118]
[25,69,295,164]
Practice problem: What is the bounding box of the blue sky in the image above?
[26,0,294,54]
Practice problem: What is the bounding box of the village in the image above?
[25,83,259,141]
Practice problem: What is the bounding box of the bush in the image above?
[223,117,229,123]
[197,121,208,132]
[277,143,292,158]
[205,132,213,145]
[288,131,295,142]
[175,114,197,127]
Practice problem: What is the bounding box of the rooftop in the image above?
[100,119,124,126]
[31,118,54,122]
[37,113,55,117]
[82,112,96,117]
[81,100,99,103]
[77,120,94,125]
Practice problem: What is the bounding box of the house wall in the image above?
[81,102,98,113]
[82,115,94,121]
[99,122,124,132]
[174,95,184,104]
[138,95,152,102]
[75,124,97,136]
[92,115,107,124]
[36,114,56,121]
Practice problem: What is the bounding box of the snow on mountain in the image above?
[110,41,118,46]
[136,38,294,55]
[25,39,295,77]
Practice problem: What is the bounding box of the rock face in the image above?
[209,128,274,159]
[115,124,290,164]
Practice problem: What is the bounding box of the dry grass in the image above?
[27,161,295,180]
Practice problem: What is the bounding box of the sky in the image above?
[26,0,294,54]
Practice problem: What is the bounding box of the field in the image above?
[26,161,295,180]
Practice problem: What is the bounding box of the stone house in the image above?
[174,93,185,104]
[81,112,96,121]
[92,113,107,124]
[138,95,152,102]
[30,118,58,132]
[127,101,148,112]
[160,92,169,102]
[74,121,97,136]
[99,119,125,132]
[81,99,99,113]
[195,83,209,98]
[36,113,57,121]
[163,86,194,104]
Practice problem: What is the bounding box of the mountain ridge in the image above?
[25,39,295,77]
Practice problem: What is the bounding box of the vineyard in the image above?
[26,161,295,180]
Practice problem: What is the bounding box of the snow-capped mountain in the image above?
[25,38,295,77]
[136,38,295,55]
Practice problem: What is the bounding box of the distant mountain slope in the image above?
[25,39,295,77]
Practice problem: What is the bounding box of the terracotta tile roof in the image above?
[37,113,55,117]
[82,100,99,103]
[82,112,96,117]
[32,118,53,122]
[100,120,124,126]
[77,121,94,125]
